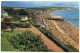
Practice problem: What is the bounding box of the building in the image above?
[50,15,64,21]
[20,16,28,21]
[1,10,8,17]
[50,15,62,19]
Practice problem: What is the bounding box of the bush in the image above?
[3,18,13,22]
[7,31,52,51]
[12,15,21,21]
[26,23,31,28]
[16,22,31,28]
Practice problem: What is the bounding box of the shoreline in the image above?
[50,10,79,42]
[43,10,79,50]
[50,10,79,30]
[60,21,79,43]
[64,20,79,30]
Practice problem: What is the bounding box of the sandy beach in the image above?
[42,10,79,50]
[61,21,79,43]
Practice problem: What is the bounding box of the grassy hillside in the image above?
[1,29,21,51]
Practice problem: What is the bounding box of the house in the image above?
[1,10,8,17]
[1,10,12,21]
[20,16,28,21]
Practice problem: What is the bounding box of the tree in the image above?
[1,24,8,32]
[26,23,31,28]
[10,24,15,32]
[17,22,31,28]
[3,18,13,22]
[18,9,29,15]
[12,15,21,21]
[4,8,19,15]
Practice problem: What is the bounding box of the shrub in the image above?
[7,31,52,51]
[3,18,13,22]
[16,22,31,28]
[12,15,21,21]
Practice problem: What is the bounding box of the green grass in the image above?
[1,29,53,52]
[1,29,21,51]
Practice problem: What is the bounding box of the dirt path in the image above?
[16,25,64,52]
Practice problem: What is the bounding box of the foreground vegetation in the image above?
[1,29,53,52]
[1,30,20,51]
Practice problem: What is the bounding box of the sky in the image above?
[1,1,79,8]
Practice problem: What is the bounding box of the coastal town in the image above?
[1,2,79,52]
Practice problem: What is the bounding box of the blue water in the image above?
[50,10,79,29]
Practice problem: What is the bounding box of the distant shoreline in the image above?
[50,10,79,30]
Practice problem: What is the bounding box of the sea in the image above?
[50,10,79,29]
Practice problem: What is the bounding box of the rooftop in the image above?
[51,15,62,19]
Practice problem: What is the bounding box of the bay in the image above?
[50,10,79,29]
